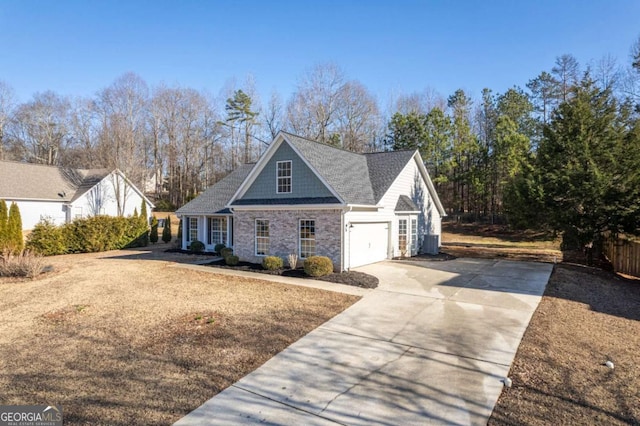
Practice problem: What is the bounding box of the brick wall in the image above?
[233,209,342,270]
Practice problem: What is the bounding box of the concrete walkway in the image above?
[174,258,553,426]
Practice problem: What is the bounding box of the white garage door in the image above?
[349,222,389,268]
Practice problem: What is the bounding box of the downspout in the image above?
[342,205,353,271]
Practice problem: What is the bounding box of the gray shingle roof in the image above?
[176,164,254,215]
[283,132,377,205]
[365,150,416,202]
[0,161,111,202]
[395,195,419,212]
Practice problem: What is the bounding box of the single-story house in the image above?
[176,131,446,271]
[0,160,154,230]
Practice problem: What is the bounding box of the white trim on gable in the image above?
[411,152,446,217]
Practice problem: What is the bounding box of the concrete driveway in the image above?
[175,258,553,425]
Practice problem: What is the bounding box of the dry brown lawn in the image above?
[0,247,359,425]
[489,264,640,425]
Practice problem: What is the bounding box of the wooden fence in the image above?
[602,235,640,278]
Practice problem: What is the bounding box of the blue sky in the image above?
[1,0,639,107]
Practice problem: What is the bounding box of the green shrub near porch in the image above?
[303,256,334,277]
[262,256,283,270]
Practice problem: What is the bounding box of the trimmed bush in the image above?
[303,256,334,277]
[162,216,172,243]
[225,255,239,266]
[0,199,7,250]
[190,240,205,253]
[262,256,283,270]
[214,243,226,254]
[149,216,159,243]
[6,202,23,254]
[26,219,67,256]
[177,218,182,240]
[220,247,233,259]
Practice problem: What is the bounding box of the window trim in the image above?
[398,218,408,254]
[208,217,227,246]
[255,219,270,256]
[299,219,316,259]
[411,218,418,254]
[276,160,292,194]
[188,217,198,242]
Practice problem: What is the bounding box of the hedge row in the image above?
[26,216,149,256]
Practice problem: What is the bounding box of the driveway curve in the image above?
[175,258,553,426]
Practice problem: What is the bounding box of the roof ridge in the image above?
[281,131,367,157]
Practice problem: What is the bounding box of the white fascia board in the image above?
[1,197,67,202]
[413,153,446,217]
[112,169,156,208]
[230,204,344,211]
[345,204,381,211]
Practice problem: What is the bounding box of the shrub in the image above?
[214,243,226,254]
[303,256,334,277]
[149,216,159,243]
[162,216,172,243]
[190,240,204,253]
[220,247,233,259]
[154,199,175,212]
[6,202,23,254]
[287,253,298,269]
[225,255,239,266]
[0,250,46,278]
[177,219,182,240]
[262,255,283,270]
[26,219,67,256]
[0,200,7,250]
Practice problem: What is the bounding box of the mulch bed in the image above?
[206,259,379,289]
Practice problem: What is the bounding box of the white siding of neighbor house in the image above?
[71,174,151,221]
[7,172,152,230]
[2,200,68,230]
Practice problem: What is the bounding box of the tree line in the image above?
[1,37,639,247]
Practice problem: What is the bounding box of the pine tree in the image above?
[176,218,182,241]
[162,216,172,243]
[138,201,149,247]
[0,200,7,250]
[7,202,23,254]
[149,216,159,243]
[537,75,639,248]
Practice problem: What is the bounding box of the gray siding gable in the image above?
[240,141,334,201]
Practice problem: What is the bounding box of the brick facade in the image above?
[233,209,342,271]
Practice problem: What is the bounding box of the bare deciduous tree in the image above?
[0,81,15,161]
[10,91,71,165]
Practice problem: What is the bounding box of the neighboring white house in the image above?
[177,132,446,271]
[0,161,154,230]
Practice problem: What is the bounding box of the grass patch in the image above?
[489,264,640,425]
[0,251,359,425]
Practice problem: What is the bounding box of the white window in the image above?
[276,160,292,193]
[208,217,227,246]
[255,219,270,256]
[411,218,418,253]
[398,219,408,255]
[74,207,83,219]
[299,220,316,258]
[188,217,198,242]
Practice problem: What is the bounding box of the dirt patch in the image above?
[0,248,359,425]
[206,259,379,289]
[489,264,640,425]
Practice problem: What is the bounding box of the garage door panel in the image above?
[349,223,389,268]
